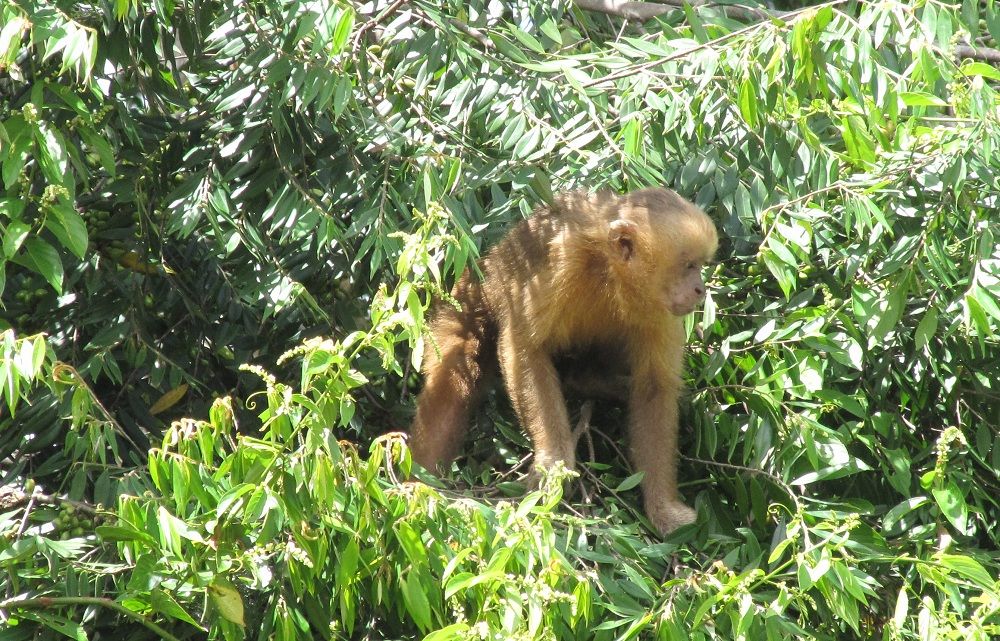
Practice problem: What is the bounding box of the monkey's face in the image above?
[652,217,717,317]
[663,258,710,316]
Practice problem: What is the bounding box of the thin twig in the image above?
[352,0,407,51]
[681,453,801,510]
[449,18,494,49]
[571,400,596,463]
[0,597,185,641]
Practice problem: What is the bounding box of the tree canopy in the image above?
[1,0,999,639]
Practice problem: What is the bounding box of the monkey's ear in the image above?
[608,219,638,261]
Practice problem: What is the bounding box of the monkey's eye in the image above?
[685,261,697,270]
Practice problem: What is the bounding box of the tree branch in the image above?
[955,43,1000,64]
[575,0,1000,63]
[0,596,186,641]
[576,0,776,23]
[575,0,673,21]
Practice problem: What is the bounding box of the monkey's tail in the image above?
[409,275,496,472]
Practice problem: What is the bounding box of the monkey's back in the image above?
[478,192,625,352]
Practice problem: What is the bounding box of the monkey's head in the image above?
[607,188,718,317]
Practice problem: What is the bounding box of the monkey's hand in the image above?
[647,500,696,535]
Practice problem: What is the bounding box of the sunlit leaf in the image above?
[3,220,30,258]
[208,578,246,627]
[45,203,89,259]
[152,588,205,628]
[149,384,189,415]
[21,237,64,291]
[402,571,433,632]
[934,554,995,589]
[899,91,948,108]
[931,482,969,534]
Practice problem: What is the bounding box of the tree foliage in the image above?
[1,0,999,639]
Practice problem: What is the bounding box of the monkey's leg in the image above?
[409,312,489,473]
[497,329,575,474]
[628,355,696,534]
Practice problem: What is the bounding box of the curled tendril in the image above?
[52,362,77,383]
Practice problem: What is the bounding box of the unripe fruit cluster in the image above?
[52,503,102,540]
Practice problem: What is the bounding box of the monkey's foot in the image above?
[647,500,696,535]
[525,455,577,491]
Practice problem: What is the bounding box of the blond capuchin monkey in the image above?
[409,187,718,534]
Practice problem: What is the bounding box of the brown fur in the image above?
[409,187,718,534]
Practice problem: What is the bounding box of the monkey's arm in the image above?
[627,331,696,534]
[496,326,576,472]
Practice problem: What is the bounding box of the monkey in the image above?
[409,187,718,534]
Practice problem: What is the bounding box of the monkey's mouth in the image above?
[667,300,701,316]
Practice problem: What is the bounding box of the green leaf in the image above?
[914,307,938,350]
[766,235,798,267]
[883,497,931,532]
[422,624,471,641]
[0,17,28,60]
[893,586,909,629]
[509,25,544,53]
[0,196,27,221]
[208,578,246,627]
[621,117,643,159]
[152,588,205,628]
[512,126,540,160]
[986,0,1000,42]
[21,237,64,291]
[934,554,995,589]
[16,611,86,641]
[931,481,969,533]
[396,520,428,568]
[970,284,1000,323]
[806,554,831,582]
[616,612,654,640]
[871,278,909,342]
[3,220,30,258]
[96,524,157,545]
[840,115,876,165]
[444,570,503,599]
[738,77,759,128]
[45,203,89,259]
[331,7,354,55]
[332,75,351,119]
[488,33,529,64]
[961,61,1000,81]
[402,570,433,632]
[539,18,562,45]
[12,335,40,378]
[615,472,644,492]
[336,537,361,592]
[682,1,709,42]
[790,458,871,485]
[899,91,948,107]
[34,123,70,183]
[80,128,117,177]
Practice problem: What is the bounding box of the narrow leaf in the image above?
[149,384,189,415]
